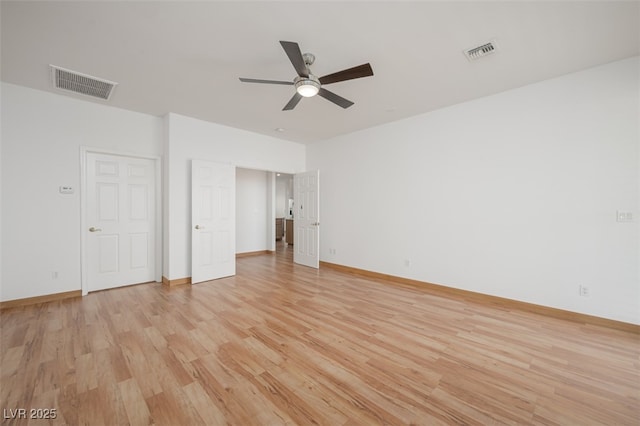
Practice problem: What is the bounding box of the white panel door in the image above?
[294,170,320,268]
[192,160,235,283]
[86,153,156,291]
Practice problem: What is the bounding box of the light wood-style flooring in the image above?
[2,244,639,425]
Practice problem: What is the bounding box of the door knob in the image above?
[89,227,102,232]
[195,225,204,230]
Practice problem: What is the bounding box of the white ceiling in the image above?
[2,1,638,144]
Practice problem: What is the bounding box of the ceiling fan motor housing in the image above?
[302,53,316,66]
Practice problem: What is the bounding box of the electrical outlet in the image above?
[404,259,412,267]
[52,271,58,280]
[329,248,337,255]
[579,285,589,297]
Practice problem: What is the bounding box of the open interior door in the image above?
[191,160,235,283]
[293,170,319,268]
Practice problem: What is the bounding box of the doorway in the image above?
[275,172,294,248]
[235,168,319,268]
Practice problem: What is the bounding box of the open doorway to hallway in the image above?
[236,168,294,262]
[275,172,294,248]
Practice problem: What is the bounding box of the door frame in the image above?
[80,146,162,295]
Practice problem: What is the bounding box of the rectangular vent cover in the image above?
[464,41,497,61]
[50,65,117,100]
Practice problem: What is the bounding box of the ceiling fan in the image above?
[239,41,373,111]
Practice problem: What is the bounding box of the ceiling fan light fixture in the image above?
[294,75,320,97]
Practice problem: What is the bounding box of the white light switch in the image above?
[59,186,74,194]
[616,210,633,223]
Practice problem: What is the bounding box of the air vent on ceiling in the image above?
[50,65,117,100]
[464,40,498,61]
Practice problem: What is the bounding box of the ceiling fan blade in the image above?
[319,63,374,85]
[239,78,293,85]
[280,41,309,78]
[283,93,303,111]
[318,88,354,109]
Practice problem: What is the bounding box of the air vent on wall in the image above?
[464,40,498,61]
[50,65,117,100]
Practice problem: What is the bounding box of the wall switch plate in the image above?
[579,285,589,297]
[616,210,633,222]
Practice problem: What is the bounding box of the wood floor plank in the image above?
[182,381,227,425]
[118,378,152,426]
[1,242,639,425]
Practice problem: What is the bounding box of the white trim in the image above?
[266,171,276,252]
[80,146,162,296]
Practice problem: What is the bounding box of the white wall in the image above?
[164,113,305,280]
[276,176,287,218]
[275,174,293,218]
[236,168,268,254]
[1,83,162,301]
[307,57,640,324]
